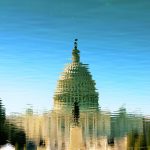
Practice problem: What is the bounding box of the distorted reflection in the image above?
[6,107,150,150]
[0,40,150,150]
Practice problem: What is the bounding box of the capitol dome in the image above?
[53,39,99,112]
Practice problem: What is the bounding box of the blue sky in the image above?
[0,0,150,115]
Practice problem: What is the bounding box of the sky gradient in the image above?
[0,0,150,115]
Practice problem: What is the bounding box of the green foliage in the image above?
[0,98,5,124]
[0,98,26,148]
[8,123,26,147]
[0,98,7,146]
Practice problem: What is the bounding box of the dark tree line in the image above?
[0,98,26,149]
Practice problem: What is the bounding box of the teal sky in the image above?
[0,0,150,115]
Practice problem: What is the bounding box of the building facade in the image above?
[9,40,145,150]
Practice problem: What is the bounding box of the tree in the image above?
[0,98,26,149]
[0,98,8,146]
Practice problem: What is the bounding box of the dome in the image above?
[53,40,99,112]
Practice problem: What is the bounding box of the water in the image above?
[0,1,150,149]
[1,105,149,150]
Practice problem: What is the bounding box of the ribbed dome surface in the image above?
[53,41,99,112]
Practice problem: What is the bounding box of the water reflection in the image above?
[0,100,150,150]
[3,107,149,150]
[0,40,150,149]
[0,99,26,149]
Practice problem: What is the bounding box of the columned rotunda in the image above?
[54,39,99,111]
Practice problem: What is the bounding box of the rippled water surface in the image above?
[1,101,150,150]
[0,0,150,149]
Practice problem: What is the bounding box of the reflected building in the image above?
[8,40,147,150]
[49,39,110,150]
